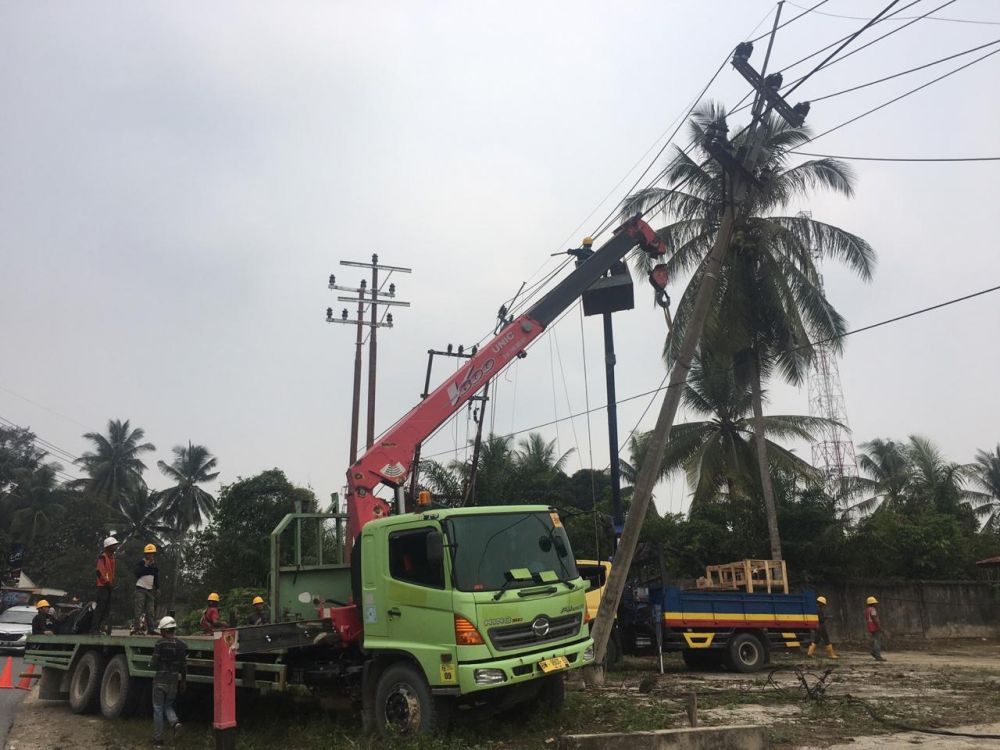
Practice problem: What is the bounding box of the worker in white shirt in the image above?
[133,543,160,635]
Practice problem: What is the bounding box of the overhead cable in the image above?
[786,0,1000,25]
[790,151,1000,162]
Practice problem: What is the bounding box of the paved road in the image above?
[0,654,27,747]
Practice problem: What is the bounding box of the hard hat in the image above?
[816,596,827,606]
[158,616,177,630]
[252,596,264,606]
[207,592,220,603]
[582,236,594,248]
[866,596,878,605]
[144,543,157,554]
[103,536,119,548]
[35,599,50,609]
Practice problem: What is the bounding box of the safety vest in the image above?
[864,605,880,633]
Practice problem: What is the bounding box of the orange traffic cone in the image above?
[0,657,13,689]
[16,663,36,690]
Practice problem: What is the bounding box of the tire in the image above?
[606,629,624,670]
[373,663,447,737]
[69,650,107,714]
[100,654,141,719]
[727,633,766,673]
[682,649,720,671]
[536,674,565,712]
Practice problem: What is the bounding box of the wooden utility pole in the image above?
[587,34,810,679]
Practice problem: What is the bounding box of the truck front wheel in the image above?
[69,650,107,714]
[374,663,448,736]
[726,633,766,673]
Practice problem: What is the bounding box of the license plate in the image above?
[538,656,569,673]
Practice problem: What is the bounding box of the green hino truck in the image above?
[25,217,669,735]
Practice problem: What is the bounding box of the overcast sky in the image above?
[2,1,998,517]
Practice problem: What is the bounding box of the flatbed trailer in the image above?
[25,620,333,717]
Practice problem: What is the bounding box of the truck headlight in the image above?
[583,644,595,662]
[473,668,507,685]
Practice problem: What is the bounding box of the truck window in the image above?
[388,528,444,589]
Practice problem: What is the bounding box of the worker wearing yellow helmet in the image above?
[199,593,225,634]
[806,595,838,660]
[247,595,271,626]
[31,600,56,635]
[865,595,886,662]
[133,543,160,635]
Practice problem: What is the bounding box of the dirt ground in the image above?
[6,639,1000,749]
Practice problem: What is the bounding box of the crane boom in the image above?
[345,216,666,542]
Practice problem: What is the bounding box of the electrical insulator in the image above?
[372,253,378,264]
[328,274,335,287]
[341,309,348,320]
[360,278,367,289]
[387,313,394,325]
[471,345,478,355]
[458,345,464,355]
[326,307,333,320]
[446,344,453,354]
[389,282,396,296]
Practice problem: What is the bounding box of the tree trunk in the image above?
[587,206,737,683]
[749,355,782,561]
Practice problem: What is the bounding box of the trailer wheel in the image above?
[726,633,765,673]
[374,663,447,736]
[69,650,107,714]
[100,654,141,719]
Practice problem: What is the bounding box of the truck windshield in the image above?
[445,511,578,592]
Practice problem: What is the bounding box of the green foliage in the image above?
[177,586,263,635]
[74,418,156,508]
[192,469,317,593]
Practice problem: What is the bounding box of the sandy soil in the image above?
[5,693,108,750]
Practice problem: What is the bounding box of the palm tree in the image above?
[115,485,174,549]
[852,436,988,519]
[157,442,219,609]
[971,445,1000,531]
[157,442,219,531]
[514,433,574,483]
[7,463,66,544]
[75,419,156,508]
[629,355,830,511]
[624,102,875,559]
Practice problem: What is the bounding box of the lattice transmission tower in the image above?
[801,211,859,506]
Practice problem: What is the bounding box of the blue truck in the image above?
[611,560,820,672]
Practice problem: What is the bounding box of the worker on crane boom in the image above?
[343,216,667,547]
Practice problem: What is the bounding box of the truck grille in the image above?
[487,613,582,652]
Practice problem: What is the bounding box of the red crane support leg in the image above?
[213,629,238,750]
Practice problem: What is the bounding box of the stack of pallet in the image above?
[695,559,788,594]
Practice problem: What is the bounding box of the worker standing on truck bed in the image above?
[150,616,186,746]
[92,536,118,634]
[247,595,270,625]
[807,595,838,659]
[133,543,160,635]
[199,592,225,633]
[865,595,887,662]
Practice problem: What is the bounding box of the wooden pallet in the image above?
[696,559,788,594]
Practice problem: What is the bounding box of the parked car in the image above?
[0,605,36,653]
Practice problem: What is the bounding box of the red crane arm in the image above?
[344,216,667,542]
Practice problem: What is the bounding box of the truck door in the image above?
[380,525,456,686]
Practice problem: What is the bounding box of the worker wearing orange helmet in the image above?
[865,595,886,662]
[806,595,838,659]
[246,595,270,626]
[133,543,160,635]
[199,593,225,633]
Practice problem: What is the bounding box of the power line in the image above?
[422,281,1000,460]
[808,37,1000,103]
[791,151,1000,162]
[0,383,89,429]
[0,415,79,463]
[786,0,1000,25]
[748,0,834,44]
[803,45,1000,145]
[784,0,905,97]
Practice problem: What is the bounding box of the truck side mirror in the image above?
[426,531,444,563]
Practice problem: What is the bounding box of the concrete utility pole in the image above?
[327,266,410,465]
[587,33,811,680]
